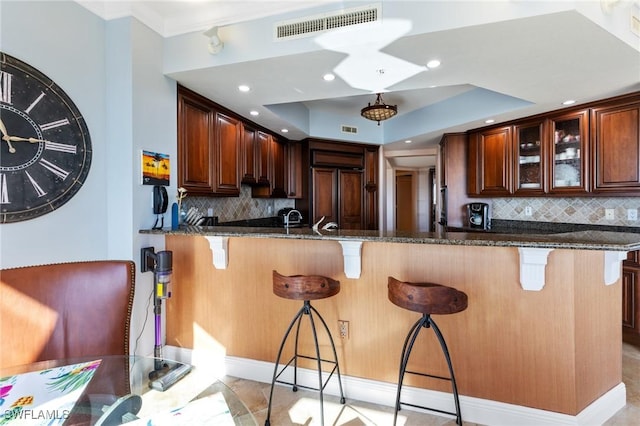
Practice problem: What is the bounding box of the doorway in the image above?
[396,172,416,231]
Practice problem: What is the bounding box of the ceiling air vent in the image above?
[341,125,358,134]
[275,3,381,41]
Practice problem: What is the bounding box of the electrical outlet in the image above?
[605,208,615,220]
[338,320,349,339]
[628,209,638,221]
[524,206,532,217]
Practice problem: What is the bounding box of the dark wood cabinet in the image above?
[178,89,215,194]
[338,169,364,229]
[213,112,241,196]
[623,250,640,346]
[548,109,589,194]
[178,85,292,198]
[286,141,303,199]
[468,92,640,198]
[592,99,640,193]
[311,168,363,229]
[178,87,240,196]
[468,111,589,197]
[251,134,287,198]
[241,124,257,184]
[255,131,271,185]
[513,120,546,194]
[468,126,513,196]
[301,139,378,230]
[364,147,378,230]
[270,137,287,198]
[441,133,487,228]
[312,167,338,224]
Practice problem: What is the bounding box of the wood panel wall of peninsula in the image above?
[165,234,621,416]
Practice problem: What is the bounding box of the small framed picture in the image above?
[141,150,170,185]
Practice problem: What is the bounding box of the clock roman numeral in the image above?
[25,91,45,114]
[45,141,77,154]
[0,173,9,204]
[26,171,47,197]
[0,71,12,104]
[40,118,70,131]
[40,159,70,180]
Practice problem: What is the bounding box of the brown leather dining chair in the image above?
[0,260,136,425]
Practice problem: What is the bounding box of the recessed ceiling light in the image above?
[238,85,250,92]
[250,110,259,116]
[485,119,495,124]
[405,140,412,144]
[281,128,289,133]
[562,99,576,105]
[426,59,441,69]
[323,73,335,81]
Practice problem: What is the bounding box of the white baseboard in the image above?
[164,346,626,426]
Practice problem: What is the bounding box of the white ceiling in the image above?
[79,0,640,159]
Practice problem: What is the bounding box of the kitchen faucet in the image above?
[284,209,302,228]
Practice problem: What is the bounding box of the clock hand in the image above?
[6,136,50,143]
[0,118,17,153]
[0,117,7,137]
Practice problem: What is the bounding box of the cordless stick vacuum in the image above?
[141,247,192,391]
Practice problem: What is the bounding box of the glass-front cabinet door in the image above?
[549,110,589,193]
[514,121,545,194]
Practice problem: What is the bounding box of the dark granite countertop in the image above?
[140,220,640,251]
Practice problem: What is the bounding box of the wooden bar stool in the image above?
[388,277,468,425]
[265,270,346,426]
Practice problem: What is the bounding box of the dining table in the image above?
[0,355,256,425]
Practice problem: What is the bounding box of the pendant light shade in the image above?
[360,93,397,125]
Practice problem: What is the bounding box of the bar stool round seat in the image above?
[388,277,468,426]
[265,271,346,426]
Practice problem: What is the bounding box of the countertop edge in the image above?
[139,226,640,252]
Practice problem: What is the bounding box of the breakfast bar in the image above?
[140,226,640,425]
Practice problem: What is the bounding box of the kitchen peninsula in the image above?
[140,226,640,425]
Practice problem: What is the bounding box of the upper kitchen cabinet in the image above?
[468,125,513,196]
[514,120,546,194]
[178,86,240,196]
[467,92,640,198]
[241,124,257,185]
[255,131,271,185]
[178,85,293,198]
[212,111,242,196]
[286,141,303,199]
[548,109,589,194]
[592,95,640,194]
[251,134,287,198]
[178,88,216,194]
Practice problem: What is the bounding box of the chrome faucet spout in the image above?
[284,209,302,227]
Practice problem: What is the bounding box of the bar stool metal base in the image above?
[393,313,462,426]
[265,300,345,426]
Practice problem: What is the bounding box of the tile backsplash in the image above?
[183,187,639,228]
[181,185,295,223]
[492,197,640,227]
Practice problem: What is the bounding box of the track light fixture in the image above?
[203,26,224,54]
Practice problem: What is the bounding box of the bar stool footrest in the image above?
[398,400,459,420]
[274,355,340,393]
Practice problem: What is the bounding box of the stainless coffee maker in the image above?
[467,202,490,230]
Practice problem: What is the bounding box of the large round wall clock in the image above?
[0,52,92,223]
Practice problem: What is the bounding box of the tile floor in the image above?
[218,342,640,425]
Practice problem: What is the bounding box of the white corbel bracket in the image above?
[604,251,626,285]
[518,247,554,291]
[204,236,229,269]
[338,240,363,279]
